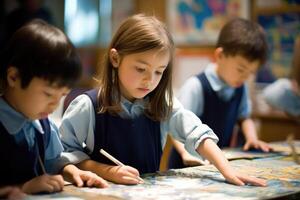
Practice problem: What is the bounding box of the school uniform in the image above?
[60,88,219,174]
[168,63,251,169]
[0,97,69,185]
[263,78,300,117]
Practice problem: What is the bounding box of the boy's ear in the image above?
[109,48,120,68]
[214,47,224,61]
[6,66,20,87]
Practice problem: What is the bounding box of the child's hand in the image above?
[63,164,108,188]
[111,165,143,185]
[21,174,64,194]
[243,139,272,152]
[181,151,209,166]
[0,186,26,200]
[224,171,267,187]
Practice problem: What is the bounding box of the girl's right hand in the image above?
[21,174,64,194]
[111,165,143,185]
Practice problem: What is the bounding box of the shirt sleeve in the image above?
[45,120,70,174]
[177,76,204,116]
[237,84,251,119]
[263,79,300,117]
[59,95,96,164]
[161,97,219,160]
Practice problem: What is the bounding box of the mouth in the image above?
[39,112,50,118]
[138,88,150,92]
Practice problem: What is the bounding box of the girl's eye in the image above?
[155,71,163,75]
[136,67,145,73]
[237,68,244,73]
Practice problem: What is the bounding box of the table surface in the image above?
[27,141,300,200]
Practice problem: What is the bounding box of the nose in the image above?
[144,72,154,85]
[48,95,61,110]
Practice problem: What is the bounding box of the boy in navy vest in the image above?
[168,18,272,169]
[0,19,107,196]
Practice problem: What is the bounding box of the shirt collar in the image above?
[120,96,147,118]
[0,96,44,135]
[204,63,231,92]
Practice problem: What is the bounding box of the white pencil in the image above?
[99,149,144,183]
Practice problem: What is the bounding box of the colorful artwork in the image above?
[256,12,300,82]
[26,142,300,200]
[223,148,284,160]
[167,0,250,45]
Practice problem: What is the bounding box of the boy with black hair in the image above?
[0,19,108,195]
[169,18,272,169]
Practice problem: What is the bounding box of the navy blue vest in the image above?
[0,119,51,185]
[85,89,162,174]
[168,72,243,169]
[197,73,243,147]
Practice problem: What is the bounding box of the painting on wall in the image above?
[167,0,250,45]
[256,12,300,83]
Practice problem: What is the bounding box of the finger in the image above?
[8,188,26,200]
[73,174,84,187]
[93,177,109,188]
[52,175,65,188]
[239,175,267,187]
[243,143,250,151]
[86,178,96,187]
[43,182,55,193]
[225,175,245,186]
[47,179,63,192]
[125,166,140,176]
[261,144,270,152]
[0,187,14,196]
[121,176,140,185]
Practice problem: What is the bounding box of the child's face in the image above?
[216,51,260,88]
[116,49,169,101]
[5,71,69,120]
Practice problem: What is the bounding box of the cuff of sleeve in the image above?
[61,151,90,165]
[46,156,71,174]
[184,128,219,161]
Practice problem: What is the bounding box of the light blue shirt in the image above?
[60,94,219,164]
[263,78,300,117]
[0,97,69,174]
[178,63,251,119]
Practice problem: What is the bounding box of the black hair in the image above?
[0,19,82,90]
[217,18,268,66]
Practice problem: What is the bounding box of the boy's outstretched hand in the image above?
[243,139,272,152]
[63,164,108,188]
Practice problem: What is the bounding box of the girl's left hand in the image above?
[225,171,267,186]
[63,164,109,188]
[243,140,272,152]
[181,151,210,166]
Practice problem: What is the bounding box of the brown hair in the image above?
[291,37,300,87]
[217,18,268,66]
[97,14,174,121]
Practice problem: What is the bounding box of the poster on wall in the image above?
[167,0,250,45]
